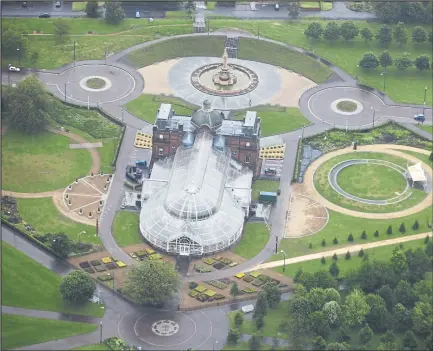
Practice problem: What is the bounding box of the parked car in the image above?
[275,3,280,10]
[135,9,140,18]
[414,114,425,123]
[136,160,147,167]
[55,1,61,7]
[264,168,277,176]
[22,2,27,7]
[38,12,51,18]
[8,66,21,72]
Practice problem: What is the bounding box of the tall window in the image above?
[158,148,164,155]
[245,155,250,163]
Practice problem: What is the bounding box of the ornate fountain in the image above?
[212,48,238,86]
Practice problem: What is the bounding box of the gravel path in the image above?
[303,144,432,219]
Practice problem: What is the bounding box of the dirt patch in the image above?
[285,183,328,238]
[137,59,179,95]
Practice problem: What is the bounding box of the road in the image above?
[1,0,376,19]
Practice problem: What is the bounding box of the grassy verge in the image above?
[268,205,432,260]
[72,2,86,11]
[126,35,225,68]
[420,125,433,134]
[313,152,428,213]
[113,211,142,247]
[16,198,99,244]
[398,149,432,166]
[72,344,110,350]
[252,180,280,201]
[232,223,270,259]
[125,94,197,123]
[2,242,104,317]
[1,314,97,350]
[223,341,287,350]
[2,130,91,193]
[234,106,310,137]
[274,238,427,278]
[211,19,432,104]
[238,38,331,83]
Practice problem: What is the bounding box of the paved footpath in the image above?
[251,232,431,270]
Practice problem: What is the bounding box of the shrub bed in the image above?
[97,274,113,282]
[195,264,212,273]
[195,285,207,293]
[242,275,254,283]
[101,257,112,264]
[205,289,216,297]
[188,290,199,298]
[206,280,227,289]
[204,258,216,265]
[145,248,155,255]
[105,263,117,270]
[94,265,107,272]
[250,271,261,278]
[242,287,257,293]
[148,254,161,260]
[188,282,198,289]
[213,262,225,270]
[214,294,225,300]
[84,267,95,274]
[79,261,90,269]
[196,294,208,302]
[90,260,101,266]
[252,279,264,287]
[258,274,271,282]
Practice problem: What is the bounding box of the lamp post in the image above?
[275,236,278,254]
[280,250,286,272]
[17,47,21,66]
[78,230,86,244]
[73,41,77,69]
[99,321,103,343]
[213,340,219,351]
[423,86,427,117]
[8,63,11,86]
[370,106,375,128]
[257,23,260,39]
[381,71,387,92]
[64,81,70,102]
[104,42,107,64]
[121,107,125,122]
[355,64,359,81]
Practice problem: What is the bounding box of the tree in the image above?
[1,26,28,58]
[359,52,379,69]
[49,233,72,258]
[105,1,125,25]
[390,247,408,274]
[340,21,359,41]
[379,51,393,69]
[412,300,433,336]
[324,288,341,304]
[425,235,431,244]
[60,270,96,303]
[343,289,370,328]
[253,292,267,319]
[313,271,338,290]
[327,342,351,350]
[395,53,413,70]
[184,0,196,14]
[230,282,240,299]
[333,237,338,244]
[413,279,432,303]
[365,294,389,332]
[294,267,303,283]
[412,220,419,230]
[392,303,412,332]
[332,253,338,261]
[378,331,396,350]
[393,21,408,45]
[256,313,264,330]
[321,256,326,264]
[321,239,326,247]
[339,324,351,342]
[361,230,367,239]
[308,311,330,337]
[3,75,52,134]
[311,336,327,350]
[360,27,373,42]
[85,1,100,18]
[304,22,323,40]
[347,261,397,293]
[288,1,300,19]
[309,242,313,249]
[425,240,433,257]
[324,22,340,41]
[399,223,406,233]
[322,301,341,326]
[234,311,244,329]
[54,19,70,41]
[412,26,427,43]
[348,233,354,242]
[405,248,430,283]
[387,225,393,235]
[376,24,393,46]
[402,331,418,351]
[394,280,416,308]
[227,328,240,344]
[308,288,327,311]
[262,282,281,308]
[329,262,339,277]
[358,248,365,257]
[377,285,394,311]
[345,251,351,260]
[374,230,379,237]
[415,54,430,71]
[289,296,313,327]
[359,323,373,345]
[249,335,261,350]
[429,31,433,43]
[426,333,433,351]
[124,260,180,306]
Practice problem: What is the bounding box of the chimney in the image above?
[179,123,184,132]
[152,125,157,132]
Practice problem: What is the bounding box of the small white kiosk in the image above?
[406,163,428,190]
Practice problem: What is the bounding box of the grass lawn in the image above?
[125,94,197,123]
[234,106,310,137]
[227,301,290,339]
[398,149,432,167]
[252,180,280,201]
[223,341,287,350]
[72,344,110,350]
[126,35,225,68]
[1,314,97,350]
[232,223,270,259]
[207,1,216,10]
[268,205,432,260]
[113,211,142,247]
[2,242,105,317]
[313,152,428,213]
[238,38,331,83]
[211,19,432,105]
[72,2,86,11]
[2,130,91,193]
[16,198,99,244]
[420,124,433,134]
[274,238,427,278]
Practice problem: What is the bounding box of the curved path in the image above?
[2,127,101,199]
[303,144,432,219]
[9,31,433,282]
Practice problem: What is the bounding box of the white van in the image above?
[135,9,140,18]
[275,3,280,10]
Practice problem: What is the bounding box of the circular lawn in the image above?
[2,130,92,193]
[336,100,357,112]
[85,78,106,89]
